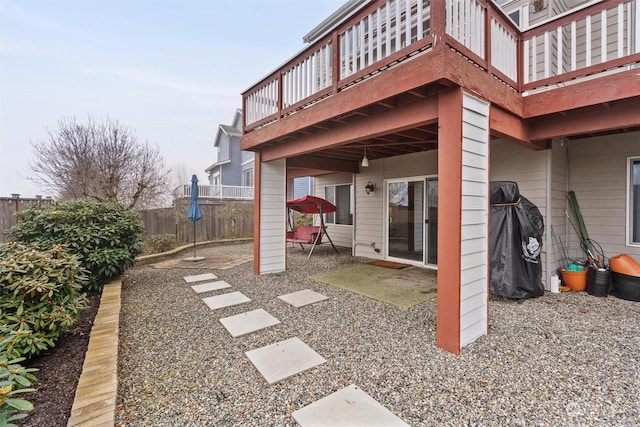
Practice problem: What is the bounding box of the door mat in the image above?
[369,260,411,269]
[311,264,437,309]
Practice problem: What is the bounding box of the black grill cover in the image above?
[489,181,545,300]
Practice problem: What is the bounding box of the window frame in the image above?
[243,168,254,187]
[627,156,640,246]
[324,183,353,226]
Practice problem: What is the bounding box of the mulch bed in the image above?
[19,291,100,427]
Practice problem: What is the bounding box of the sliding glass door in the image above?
[386,177,438,265]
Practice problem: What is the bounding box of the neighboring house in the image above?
[240,0,640,354]
[292,176,315,199]
[200,109,254,200]
[206,109,254,188]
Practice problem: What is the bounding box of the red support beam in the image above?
[529,96,640,141]
[436,87,463,354]
[524,68,640,118]
[260,97,439,162]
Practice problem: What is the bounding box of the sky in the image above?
[0,0,346,198]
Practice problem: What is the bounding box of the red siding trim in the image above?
[436,87,463,354]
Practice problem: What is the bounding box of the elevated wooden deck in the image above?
[242,0,640,167]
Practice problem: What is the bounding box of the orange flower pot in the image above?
[561,269,587,291]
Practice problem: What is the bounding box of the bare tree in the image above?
[30,116,170,209]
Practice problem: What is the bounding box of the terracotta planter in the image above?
[561,269,587,291]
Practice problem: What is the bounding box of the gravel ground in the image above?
[116,242,640,426]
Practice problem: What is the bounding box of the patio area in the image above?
[115,242,640,425]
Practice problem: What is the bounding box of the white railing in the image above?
[283,42,333,109]
[245,79,278,126]
[174,185,254,200]
[244,0,638,130]
[339,0,431,79]
[491,15,518,82]
[446,0,485,59]
[524,0,639,85]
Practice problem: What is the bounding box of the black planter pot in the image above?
[587,268,610,297]
[610,271,640,302]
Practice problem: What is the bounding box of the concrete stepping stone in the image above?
[219,308,281,337]
[183,273,218,283]
[292,384,409,426]
[202,292,251,310]
[191,281,231,293]
[277,289,328,308]
[245,337,326,385]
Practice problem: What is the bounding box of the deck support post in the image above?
[436,87,464,354]
[253,155,287,275]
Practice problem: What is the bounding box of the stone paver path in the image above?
[292,384,410,426]
[219,308,281,337]
[245,337,327,385]
[183,273,217,283]
[277,289,329,307]
[190,280,232,293]
[202,291,251,310]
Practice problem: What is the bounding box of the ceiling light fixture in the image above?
[361,147,369,167]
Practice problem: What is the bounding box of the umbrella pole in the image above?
[193,220,196,258]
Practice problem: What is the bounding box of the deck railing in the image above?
[243,0,638,131]
[523,0,640,91]
[174,185,254,200]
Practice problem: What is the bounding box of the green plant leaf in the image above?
[4,398,34,411]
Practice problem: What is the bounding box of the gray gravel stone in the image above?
[116,243,640,426]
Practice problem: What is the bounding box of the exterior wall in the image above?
[220,136,243,186]
[566,132,640,260]
[352,150,439,258]
[549,138,570,279]
[259,159,286,274]
[316,172,354,248]
[241,150,255,165]
[459,93,489,348]
[218,136,231,162]
[293,177,315,198]
[489,139,550,287]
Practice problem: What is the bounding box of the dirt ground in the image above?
[20,292,100,427]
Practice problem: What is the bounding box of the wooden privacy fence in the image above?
[140,201,254,244]
[0,196,55,243]
[1,197,253,245]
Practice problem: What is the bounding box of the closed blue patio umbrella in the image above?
[187,174,203,259]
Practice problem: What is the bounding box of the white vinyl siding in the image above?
[490,139,549,286]
[567,132,640,259]
[353,150,438,258]
[259,159,286,274]
[548,138,570,286]
[459,92,489,349]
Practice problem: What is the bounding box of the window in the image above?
[629,157,640,245]
[243,169,254,187]
[325,184,353,225]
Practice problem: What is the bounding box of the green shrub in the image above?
[144,234,177,254]
[7,199,144,291]
[293,212,313,228]
[0,346,37,426]
[0,242,88,359]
